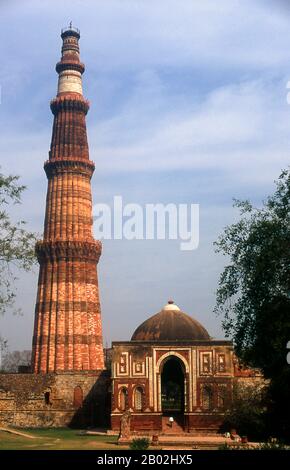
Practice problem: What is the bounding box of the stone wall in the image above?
[111,413,162,434]
[0,371,110,428]
[111,413,224,435]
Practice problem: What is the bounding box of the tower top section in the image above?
[56,24,85,96]
[61,23,80,39]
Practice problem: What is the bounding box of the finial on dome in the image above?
[163,300,180,311]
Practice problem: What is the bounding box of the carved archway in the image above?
[156,351,189,374]
[160,355,186,416]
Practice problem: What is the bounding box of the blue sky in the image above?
[0,0,290,351]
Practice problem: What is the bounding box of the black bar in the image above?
[0,450,289,468]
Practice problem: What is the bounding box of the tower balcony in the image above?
[61,26,80,39]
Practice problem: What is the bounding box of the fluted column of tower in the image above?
[31,27,104,373]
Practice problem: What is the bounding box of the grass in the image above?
[0,428,120,450]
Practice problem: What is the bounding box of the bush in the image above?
[221,382,267,440]
[218,440,289,451]
[218,442,253,451]
[130,438,150,450]
[257,440,289,450]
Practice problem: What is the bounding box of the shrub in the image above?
[221,382,267,440]
[257,440,289,450]
[130,438,150,450]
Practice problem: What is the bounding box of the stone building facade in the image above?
[0,371,110,428]
[110,301,261,434]
[0,27,262,434]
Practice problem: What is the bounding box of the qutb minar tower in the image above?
[0,25,261,433]
[32,26,104,373]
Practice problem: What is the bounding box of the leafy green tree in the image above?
[0,169,37,317]
[222,382,267,440]
[215,169,290,438]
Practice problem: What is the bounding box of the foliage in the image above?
[129,437,150,450]
[265,367,290,440]
[221,382,267,440]
[1,349,31,372]
[0,169,37,317]
[218,441,289,450]
[214,169,290,439]
[218,442,252,450]
[0,337,8,372]
[104,347,112,371]
[257,440,289,450]
[214,169,290,366]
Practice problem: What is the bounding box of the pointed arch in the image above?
[119,387,128,411]
[156,351,189,374]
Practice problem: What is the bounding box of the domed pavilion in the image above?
[110,300,237,434]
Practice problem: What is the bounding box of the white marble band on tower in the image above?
[57,69,83,94]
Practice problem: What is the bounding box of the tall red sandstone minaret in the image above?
[31,26,104,373]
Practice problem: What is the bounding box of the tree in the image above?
[1,349,31,373]
[214,169,290,439]
[0,169,37,317]
[0,337,8,371]
[222,381,267,440]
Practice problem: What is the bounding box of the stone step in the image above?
[162,416,184,434]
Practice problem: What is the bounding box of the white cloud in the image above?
[1,0,290,77]
[90,75,290,188]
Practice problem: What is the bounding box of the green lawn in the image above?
[0,428,121,450]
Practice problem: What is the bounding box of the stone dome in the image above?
[131,300,210,341]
